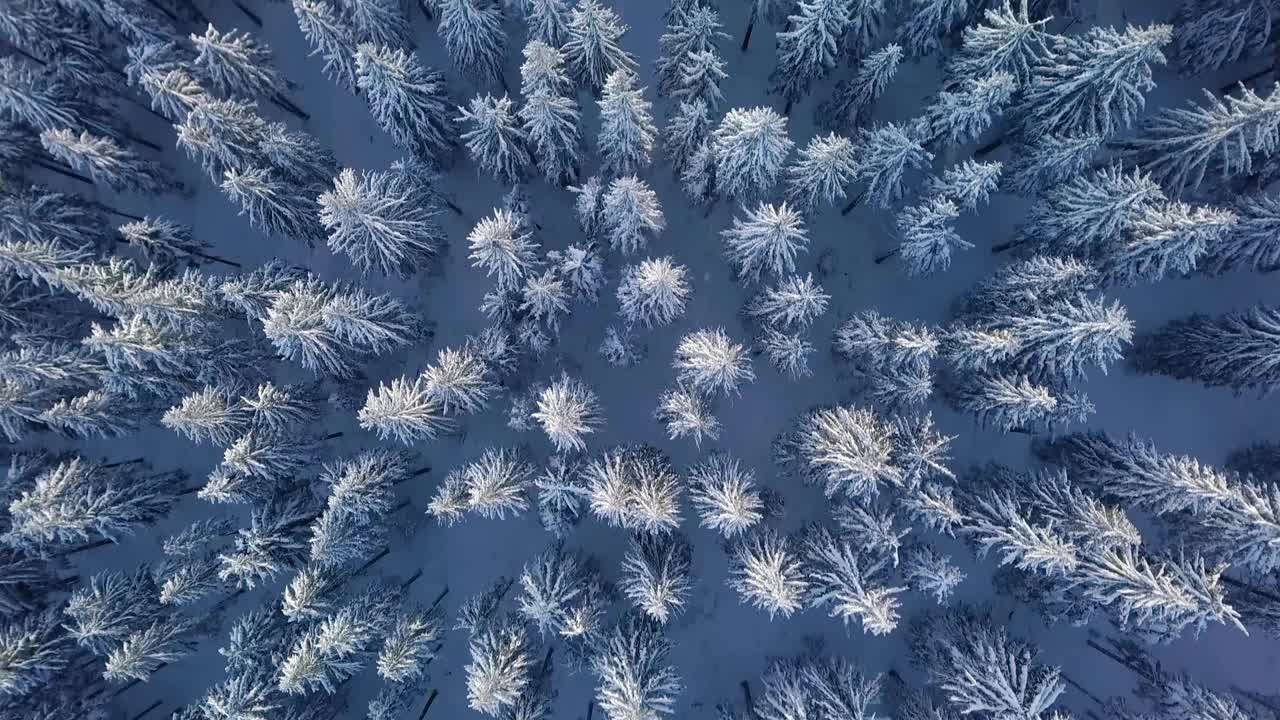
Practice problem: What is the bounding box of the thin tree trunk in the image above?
[444,200,464,216]
[783,98,793,116]
[9,46,44,66]
[232,0,263,27]
[840,190,866,215]
[741,19,755,52]
[177,484,203,496]
[323,431,343,441]
[130,700,163,720]
[357,548,391,575]
[1085,639,1152,682]
[874,248,898,264]
[417,0,434,22]
[411,465,433,478]
[92,201,145,222]
[58,538,114,557]
[270,93,310,122]
[101,457,145,469]
[586,702,594,720]
[429,585,449,610]
[975,135,1005,158]
[185,248,243,268]
[991,238,1018,254]
[417,689,440,720]
[741,680,754,707]
[400,568,423,590]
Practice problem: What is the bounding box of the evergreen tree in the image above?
[655,383,721,446]
[348,0,413,48]
[39,129,179,194]
[1018,24,1174,139]
[519,85,582,185]
[597,69,657,177]
[926,160,1003,212]
[64,568,161,655]
[534,456,589,537]
[760,329,817,380]
[588,615,681,720]
[946,0,1052,87]
[585,444,683,534]
[261,280,361,376]
[1132,305,1280,395]
[972,293,1133,383]
[468,208,541,291]
[1095,202,1237,287]
[0,607,73,696]
[104,615,197,682]
[898,0,969,57]
[219,492,317,589]
[356,44,456,162]
[1200,193,1280,275]
[423,346,497,414]
[850,122,933,210]
[945,371,1093,433]
[1115,82,1280,195]
[458,93,532,184]
[278,585,400,694]
[1005,132,1104,197]
[673,48,729,109]
[728,528,807,618]
[687,453,765,537]
[770,0,852,110]
[191,24,301,117]
[1004,164,1166,256]
[952,255,1096,321]
[673,328,756,397]
[569,175,606,240]
[521,39,573,97]
[656,7,728,97]
[802,524,905,635]
[663,99,712,176]
[745,273,830,330]
[547,242,606,302]
[818,44,902,133]
[563,0,637,91]
[904,545,966,604]
[895,198,969,277]
[621,532,693,623]
[318,166,443,278]
[680,139,718,206]
[722,202,810,283]
[712,107,794,201]
[521,268,571,334]
[527,0,571,46]
[221,166,328,245]
[437,0,508,87]
[603,177,665,254]
[533,373,605,453]
[920,73,1017,148]
[359,375,453,444]
[517,545,593,635]
[786,133,860,212]
[774,404,901,498]
[1173,0,1274,76]
[118,216,225,272]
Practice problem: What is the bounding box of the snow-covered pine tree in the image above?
[904,545,966,604]
[437,0,508,87]
[359,375,453,445]
[712,107,794,201]
[518,78,582,184]
[585,444,683,534]
[654,383,721,446]
[655,6,728,97]
[801,524,906,635]
[39,129,180,194]
[0,606,74,697]
[456,93,532,184]
[293,0,361,92]
[721,202,810,283]
[1017,23,1174,140]
[356,44,456,162]
[521,268,571,334]
[898,0,970,57]
[547,242,606,302]
[591,613,682,720]
[64,567,162,655]
[469,208,542,294]
[1200,193,1280,275]
[920,73,1017,149]
[759,329,816,380]
[744,273,830,330]
[190,24,305,119]
[347,0,413,48]
[687,453,766,537]
[517,544,596,635]
[465,615,533,715]
[680,139,719,206]
[1115,82,1280,195]
[533,373,605,453]
[1004,132,1104,197]
[179,93,270,181]
[952,255,1096,321]
[104,615,197,682]
[1173,0,1274,76]
[945,0,1052,88]
[1001,164,1166,255]
[673,328,756,397]
[422,346,497,415]
[164,384,251,446]
[926,160,1003,212]
[597,69,657,177]
[1094,202,1237,287]
[673,48,729,109]
[621,531,693,623]
[278,584,400,694]
[663,99,712,177]
[775,404,902,498]
[847,122,933,211]
[602,176,665,255]
[319,167,443,277]
[563,0,637,91]
[533,456,588,536]
[786,133,860,212]
[944,371,1094,433]
[818,44,902,133]
[727,527,807,618]
[894,198,970,277]
[527,0,571,46]
[1131,304,1280,395]
[117,216,228,272]
[219,492,317,588]
[220,165,329,245]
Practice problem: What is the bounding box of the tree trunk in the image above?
[1222,64,1276,95]
[586,702,594,720]
[323,431,344,441]
[101,457,145,469]
[232,0,263,27]
[991,238,1018,254]
[417,0,434,22]
[176,0,211,26]
[783,98,793,117]
[741,680,754,707]
[840,190,866,216]
[270,93,310,122]
[429,585,450,610]
[1085,639,1152,683]
[357,548,391,575]
[129,700,163,720]
[1061,671,1105,707]
[177,484,203,496]
[974,134,1005,158]
[143,0,182,25]
[115,91,170,124]
[874,248,898,264]
[741,19,755,52]
[400,568,423,590]
[35,159,94,185]
[417,689,440,720]
[92,201,145,222]
[123,130,165,154]
[445,200,464,216]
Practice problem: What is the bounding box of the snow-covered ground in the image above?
[47,0,1280,718]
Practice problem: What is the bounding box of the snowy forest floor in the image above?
[55,0,1280,718]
